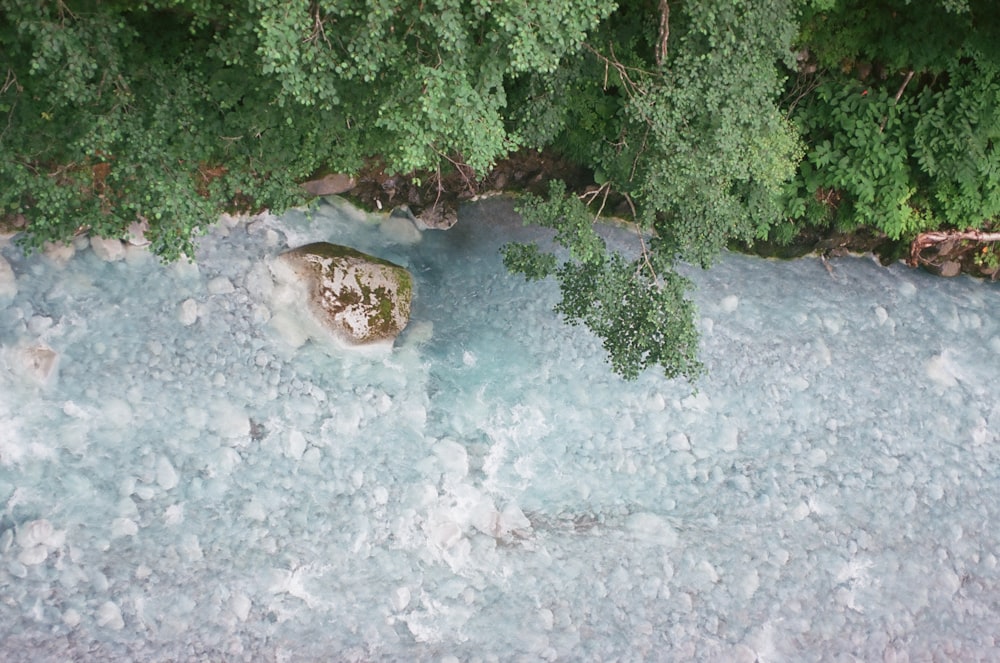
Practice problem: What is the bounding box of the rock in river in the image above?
[271,242,413,346]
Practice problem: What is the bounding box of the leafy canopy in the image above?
[0,0,616,259]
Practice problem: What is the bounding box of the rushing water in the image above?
[1,197,999,661]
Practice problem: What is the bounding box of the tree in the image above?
[503,0,804,380]
[0,0,616,259]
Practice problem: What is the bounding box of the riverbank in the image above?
[329,149,999,281]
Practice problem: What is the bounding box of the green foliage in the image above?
[786,80,926,239]
[554,254,702,381]
[1,0,616,258]
[630,0,803,266]
[781,0,1000,242]
[798,1,973,73]
[522,0,803,267]
[912,59,1000,227]
[505,1,804,379]
[515,181,606,264]
[246,0,617,174]
[500,242,557,281]
[505,181,702,381]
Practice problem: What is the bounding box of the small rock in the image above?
[17,544,48,566]
[96,601,125,630]
[62,608,81,627]
[938,260,962,277]
[0,213,27,240]
[230,593,252,622]
[156,456,179,490]
[381,214,422,245]
[301,173,356,196]
[43,241,75,265]
[126,219,150,246]
[17,519,55,548]
[7,343,60,385]
[110,518,139,538]
[667,433,691,451]
[414,203,457,230]
[391,587,411,611]
[285,430,307,460]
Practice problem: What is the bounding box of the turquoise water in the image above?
[1,197,999,661]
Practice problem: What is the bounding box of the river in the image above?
[1,197,998,661]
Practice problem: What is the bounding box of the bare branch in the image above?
[578,181,610,208]
[304,2,332,46]
[593,181,611,220]
[618,193,657,280]
[879,69,915,133]
[893,69,915,104]
[629,124,650,183]
[1,68,21,95]
[434,149,477,194]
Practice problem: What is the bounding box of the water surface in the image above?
[1,197,998,661]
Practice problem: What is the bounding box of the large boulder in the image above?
[272,242,412,345]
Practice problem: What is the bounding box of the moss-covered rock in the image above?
[273,242,413,345]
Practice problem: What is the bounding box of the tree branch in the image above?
[879,69,914,133]
[893,69,915,104]
[655,0,670,67]
[583,42,653,98]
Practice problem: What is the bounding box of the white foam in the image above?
[207,276,235,295]
[1,199,998,660]
[156,456,179,490]
[95,601,124,630]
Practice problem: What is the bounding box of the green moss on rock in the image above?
[277,242,413,345]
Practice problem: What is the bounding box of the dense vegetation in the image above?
[2,1,998,379]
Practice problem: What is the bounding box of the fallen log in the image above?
[908,229,1000,267]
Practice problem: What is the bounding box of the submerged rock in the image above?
[272,242,412,345]
[4,342,60,386]
[90,236,126,262]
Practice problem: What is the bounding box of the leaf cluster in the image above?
[782,1,1000,241]
[504,180,702,381]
